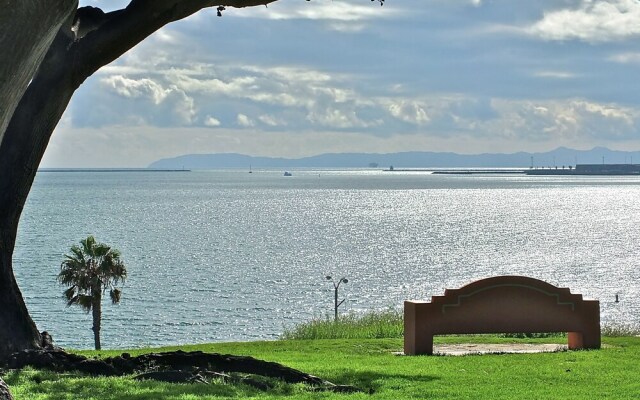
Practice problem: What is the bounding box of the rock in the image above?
[74,359,117,376]
[40,331,55,350]
[0,377,13,400]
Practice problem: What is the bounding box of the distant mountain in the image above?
[148,147,640,169]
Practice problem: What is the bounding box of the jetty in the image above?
[383,164,640,176]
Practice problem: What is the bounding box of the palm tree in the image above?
[58,236,127,350]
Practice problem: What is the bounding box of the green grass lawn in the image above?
[3,336,640,399]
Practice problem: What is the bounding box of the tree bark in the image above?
[0,0,77,141]
[0,377,13,400]
[92,287,102,351]
[0,26,80,361]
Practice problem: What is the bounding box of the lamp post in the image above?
[326,276,349,321]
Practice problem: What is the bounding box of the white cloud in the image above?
[175,92,197,124]
[484,98,637,142]
[608,52,640,64]
[102,75,170,104]
[204,115,221,127]
[533,71,577,79]
[237,113,255,127]
[100,75,196,125]
[258,114,286,127]
[387,101,431,125]
[306,107,371,129]
[237,0,398,22]
[528,0,640,42]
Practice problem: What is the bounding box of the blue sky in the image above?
[43,0,640,167]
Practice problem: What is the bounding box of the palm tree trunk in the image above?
[92,287,102,350]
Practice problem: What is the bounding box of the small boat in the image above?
[283,171,292,177]
[249,165,252,173]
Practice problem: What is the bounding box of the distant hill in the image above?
[148,147,640,169]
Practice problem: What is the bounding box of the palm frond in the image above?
[63,286,77,301]
[110,288,122,304]
[77,294,93,312]
[59,235,128,312]
[66,295,79,307]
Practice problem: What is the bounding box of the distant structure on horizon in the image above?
[527,164,640,175]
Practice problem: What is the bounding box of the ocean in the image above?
[13,169,640,349]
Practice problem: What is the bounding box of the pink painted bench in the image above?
[404,276,600,355]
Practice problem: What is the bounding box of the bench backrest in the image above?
[404,276,600,355]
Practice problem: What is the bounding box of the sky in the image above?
[42,0,640,167]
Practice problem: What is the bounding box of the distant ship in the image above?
[283,171,292,177]
[526,164,640,176]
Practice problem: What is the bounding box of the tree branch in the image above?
[69,0,277,87]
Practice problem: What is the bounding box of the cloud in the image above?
[204,115,221,127]
[236,113,255,127]
[533,71,577,79]
[387,101,431,125]
[236,0,398,22]
[608,52,640,64]
[528,0,640,42]
[258,114,286,127]
[99,75,196,125]
[91,57,640,146]
[103,75,170,104]
[484,98,637,142]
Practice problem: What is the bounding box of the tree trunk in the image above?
[0,27,79,361]
[0,234,41,361]
[92,288,102,350]
[0,377,13,400]
[0,0,77,363]
[0,0,276,360]
[0,0,77,142]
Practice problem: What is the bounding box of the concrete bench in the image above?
[404,276,600,355]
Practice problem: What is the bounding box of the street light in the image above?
[326,275,349,321]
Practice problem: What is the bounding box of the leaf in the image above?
[63,286,77,300]
[77,295,93,312]
[66,295,79,307]
[110,288,122,304]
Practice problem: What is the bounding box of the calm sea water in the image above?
[13,169,640,349]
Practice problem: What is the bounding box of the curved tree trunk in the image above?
[0,0,77,361]
[0,0,275,360]
[0,0,77,141]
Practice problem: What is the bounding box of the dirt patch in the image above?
[433,343,568,356]
[395,343,569,356]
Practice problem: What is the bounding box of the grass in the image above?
[601,322,640,337]
[3,312,640,399]
[3,336,640,399]
[280,309,404,340]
